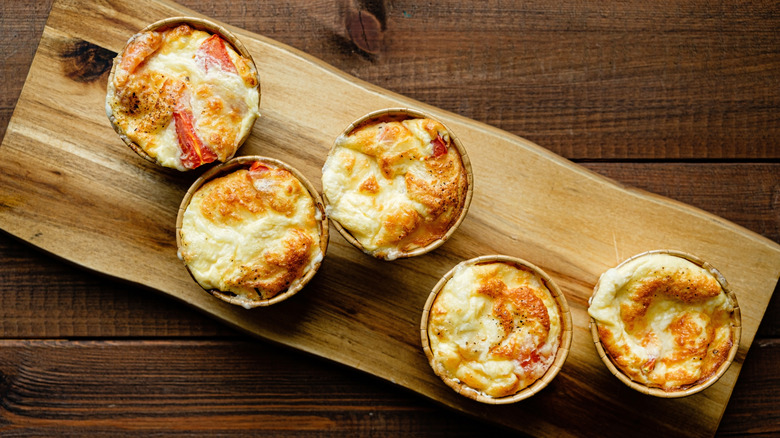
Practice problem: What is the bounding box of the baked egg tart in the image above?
[177,156,328,308]
[321,108,472,260]
[421,255,572,403]
[588,250,740,397]
[106,17,260,171]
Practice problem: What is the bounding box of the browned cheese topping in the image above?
[322,117,468,259]
[179,163,322,306]
[428,262,562,398]
[589,254,736,391]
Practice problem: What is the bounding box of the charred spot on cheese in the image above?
[179,163,322,306]
[322,116,468,259]
[588,253,736,391]
[107,24,259,171]
[427,262,562,398]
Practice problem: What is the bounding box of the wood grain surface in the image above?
[1,0,778,436]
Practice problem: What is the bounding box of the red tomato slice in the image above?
[119,31,162,75]
[642,357,658,374]
[114,31,162,89]
[173,89,217,169]
[431,134,448,158]
[249,161,270,175]
[196,34,238,74]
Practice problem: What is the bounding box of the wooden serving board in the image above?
[1,0,778,436]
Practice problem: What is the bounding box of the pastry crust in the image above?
[588,252,737,391]
[322,113,469,259]
[427,261,563,398]
[106,21,259,171]
[179,160,324,307]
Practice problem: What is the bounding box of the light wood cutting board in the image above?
[1,0,778,436]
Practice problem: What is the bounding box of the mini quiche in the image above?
[322,109,472,260]
[588,250,740,396]
[106,17,260,171]
[422,256,571,403]
[177,157,328,308]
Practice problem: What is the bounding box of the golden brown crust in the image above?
[113,72,178,135]
[228,228,314,299]
[234,55,258,87]
[198,169,301,224]
[191,82,243,160]
[701,330,732,378]
[358,175,379,194]
[199,170,261,221]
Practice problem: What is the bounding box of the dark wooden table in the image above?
[1,1,778,436]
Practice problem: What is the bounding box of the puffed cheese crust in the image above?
[322,116,468,259]
[427,262,562,398]
[179,162,322,306]
[106,24,259,170]
[589,253,735,391]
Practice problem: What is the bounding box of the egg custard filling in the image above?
[107,24,259,170]
[179,162,323,306]
[588,253,736,391]
[427,262,562,398]
[322,116,468,259]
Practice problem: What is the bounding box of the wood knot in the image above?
[346,9,383,55]
[60,39,116,83]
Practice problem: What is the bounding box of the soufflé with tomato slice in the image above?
[106,18,260,171]
[321,109,471,260]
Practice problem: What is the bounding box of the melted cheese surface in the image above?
[179,164,322,307]
[588,253,735,391]
[107,24,259,170]
[322,117,468,259]
[427,262,562,398]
